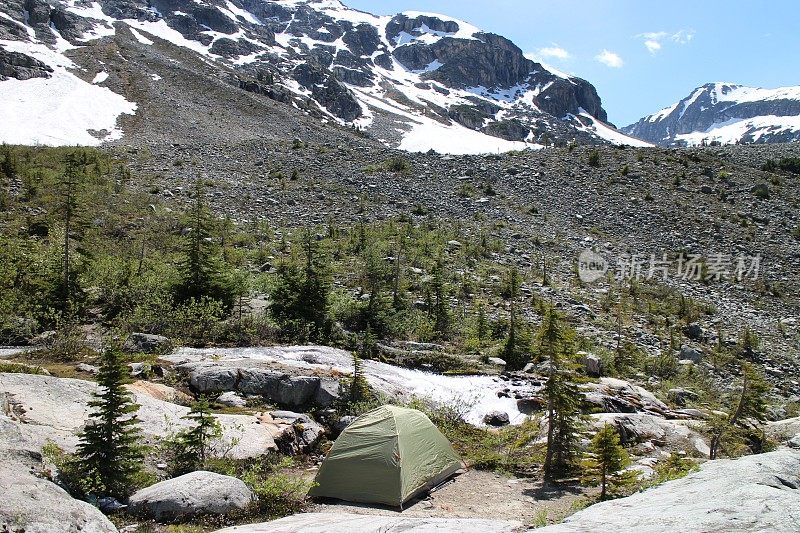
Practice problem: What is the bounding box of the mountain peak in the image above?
[624,81,800,146]
[0,0,645,151]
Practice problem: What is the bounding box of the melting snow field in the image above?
[0,32,137,146]
[171,346,530,425]
[399,119,539,155]
[0,70,137,146]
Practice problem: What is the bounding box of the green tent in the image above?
[309,405,464,507]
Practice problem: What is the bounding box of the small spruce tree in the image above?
[76,346,144,498]
[582,424,638,499]
[430,257,451,338]
[172,397,221,475]
[709,362,770,459]
[540,307,583,480]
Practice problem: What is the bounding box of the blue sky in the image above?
[345,0,800,126]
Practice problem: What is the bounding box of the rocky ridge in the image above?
[0,0,645,150]
[624,82,800,147]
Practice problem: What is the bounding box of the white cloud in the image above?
[595,49,623,68]
[537,45,571,60]
[671,29,695,44]
[644,40,661,53]
[637,29,695,53]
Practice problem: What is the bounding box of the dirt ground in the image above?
[310,469,597,528]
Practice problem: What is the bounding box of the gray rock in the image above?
[483,411,510,426]
[217,391,247,407]
[537,450,800,532]
[579,351,602,377]
[487,356,507,369]
[190,366,240,393]
[591,413,709,456]
[333,415,356,435]
[0,373,284,459]
[0,417,118,533]
[667,388,698,407]
[682,323,705,341]
[789,434,800,449]
[679,346,703,363]
[315,378,341,407]
[76,362,100,374]
[128,471,253,523]
[122,333,172,354]
[212,512,522,532]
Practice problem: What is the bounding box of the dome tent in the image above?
[309,405,464,507]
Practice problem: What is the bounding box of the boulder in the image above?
[667,388,698,407]
[483,411,510,426]
[128,471,253,523]
[315,378,341,407]
[487,357,507,369]
[537,450,800,532]
[581,378,670,416]
[122,333,172,354]
[0,416,118,533]
[270,411,325,453]
[217,391,247,407]
[579,351,602,377]
[679,346,703,364]
[212,512,522,533]
[189,366,240,393]
[333,415,356,435]
[682,323,705,341]
[186,364,331,408]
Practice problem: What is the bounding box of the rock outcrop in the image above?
[212,512,522,533]
[538,450,800,532]
[0,373,291,459]
[0,416,118,533]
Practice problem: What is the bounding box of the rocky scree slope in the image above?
[624,82,800,147]
[0,0,645,151]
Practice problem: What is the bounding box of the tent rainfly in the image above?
[309,405,464,507]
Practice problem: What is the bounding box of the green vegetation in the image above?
[171,397,223,475]
[761,157,800,174]
[708,363,770,459]
[582,424,638,500]
[75,346,145,498]
[540,308,583,480]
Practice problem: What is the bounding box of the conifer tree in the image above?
[76,346,144,498]
[582,424,638,499]
[174,182,232,308]
[173,396,221,475]
[502,268,530,370]
[430,257,450,337]
[709,362,770,459]
[270,230,331,341]
[540,307,582,480]
[349,326,373,404]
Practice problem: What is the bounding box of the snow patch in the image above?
[129,27,154,45]
[91,71,108,84]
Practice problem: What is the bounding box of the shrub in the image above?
[242,458,313,518]
[587,149,601,167]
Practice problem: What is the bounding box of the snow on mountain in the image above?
[0,0,645,151]
[0,24,137,146]
[624,82,800,147]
